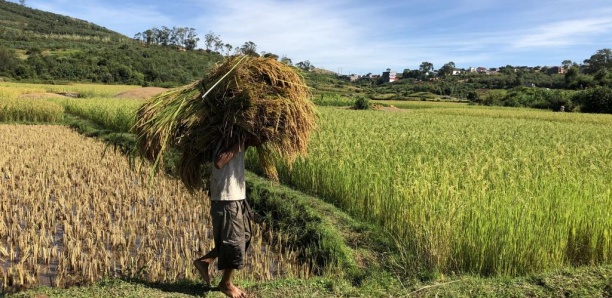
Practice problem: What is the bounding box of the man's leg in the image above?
[218,268,246,298]
[214,200,250,298]
[193,249,217,286]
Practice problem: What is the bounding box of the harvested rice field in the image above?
[0,125,308,292]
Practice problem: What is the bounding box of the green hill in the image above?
[0,0,124,45]
[0,0,221,86]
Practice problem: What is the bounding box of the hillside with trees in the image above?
[1,0,611,113]
[0,0,222,86]
[345,49,612,114]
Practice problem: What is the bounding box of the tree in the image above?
[296,60,314,71]
[513,69,525,87]
[238,41,258,56]
[262,52,279,60]
[438,61,455,77]
[564,67,579,87]
[213,38,224,53]
[19,0,25,6]
[419,61,434,77]
[583,48,612,74]
[280,55,292,66]
[159,26,171,46]
[143,29,154,45]
[467,90,481,103]
[133,32,142,42]
[184,28,199,50]
[171,27,186,47]
[500,65,515,75]
[204,31,218,51]
[573,86,612,113]
[134,26,199,49]
[562,60,573,69]
[594,69,612,87]
[402,69,420,79]
[0,48,18,75]
[224,44,233,56]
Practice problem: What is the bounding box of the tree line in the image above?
[393,49,612,90]
[353,48,612,113]
[132,26,312,70]
[0,43,222,86]
[133,27,200,51]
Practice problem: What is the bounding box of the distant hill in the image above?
[310,68,337,75]
[0,0,127,47]
[0,0,221,86]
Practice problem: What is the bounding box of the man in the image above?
[193,138,257,298]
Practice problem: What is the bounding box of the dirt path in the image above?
[114,87,168,99]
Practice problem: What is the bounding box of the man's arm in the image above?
[214,136,264,169]
[214,142,241,169]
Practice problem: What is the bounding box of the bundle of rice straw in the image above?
[134,55,316,190]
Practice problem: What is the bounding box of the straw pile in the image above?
[134,55,316,190]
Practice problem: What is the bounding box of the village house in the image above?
[382,68,397,82]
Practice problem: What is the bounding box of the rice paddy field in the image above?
[1,82,612,295]
[278,107,612,276]
[0,124,308,292]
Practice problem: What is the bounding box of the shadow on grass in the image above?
[121,277,217,297]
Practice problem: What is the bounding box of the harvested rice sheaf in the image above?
[134,55,317,189]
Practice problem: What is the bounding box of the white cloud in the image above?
[13,0,612,73]
[190,0,377,71]
[512,18,612,48]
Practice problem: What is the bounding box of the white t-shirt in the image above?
[210,150,246,201]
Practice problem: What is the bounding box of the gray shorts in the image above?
[210,199,252,270]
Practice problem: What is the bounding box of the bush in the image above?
[572,86,612,114]
[467,90,481,103]
[481,89,506,106]
[494,87,575,111]
[353,96,371,110]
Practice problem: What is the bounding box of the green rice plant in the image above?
[0,98,64,123]
[252,107,612,276]
[50,97,142,132]
[0,85,48,98]
[0,82,140,98]
[312,94,354,107]
[372,100,471,110]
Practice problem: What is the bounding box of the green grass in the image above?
[246,171,400,281]
[10,265,612,297]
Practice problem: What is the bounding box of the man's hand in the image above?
[214,142,240,169]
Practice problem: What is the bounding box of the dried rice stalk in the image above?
[134,55,316,189]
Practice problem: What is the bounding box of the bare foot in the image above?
[219,283,246,298]
[193,258,211,287]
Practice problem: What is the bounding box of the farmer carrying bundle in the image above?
[134,55,316,297]
[134,55,317,189]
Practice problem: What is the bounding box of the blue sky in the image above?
[8,0,612,74]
